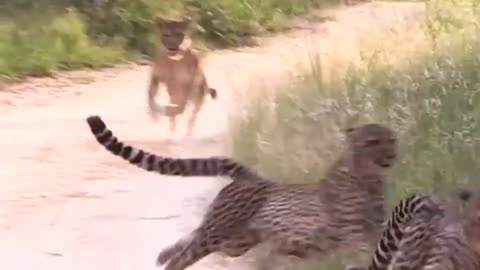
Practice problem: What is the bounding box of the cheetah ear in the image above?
[457,189,473,202]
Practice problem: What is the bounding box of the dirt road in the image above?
[0,2,424,270]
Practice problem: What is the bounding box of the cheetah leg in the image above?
[186,94,205,138]
[159,230,257,270]
[161,231,213,270]
[256,245,295,270]
[220,231,259,257]
[157,231,195,265]
[257,249,301,270]
[257,228,330,270]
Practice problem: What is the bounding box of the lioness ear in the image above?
[181,16,192,27]
[155,16,166,28]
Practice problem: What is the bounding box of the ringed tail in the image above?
[86,115,257,181]
[366,194,439,270]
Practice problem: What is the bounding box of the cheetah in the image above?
[147,16,217,136]
[346,189,480,270]
[86,115,398,270]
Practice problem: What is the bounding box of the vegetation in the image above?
[0,9,124,78]
[0,0,342,80]
[230,0,479,268]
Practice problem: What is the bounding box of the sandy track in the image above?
[0,2,424,270]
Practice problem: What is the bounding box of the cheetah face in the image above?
[346,123,398,172]
[156,17,191,53]
[457,189,480,217]
[457,189,480,254]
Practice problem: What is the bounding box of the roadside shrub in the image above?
[0,0,343,79]
[0,8,125,78]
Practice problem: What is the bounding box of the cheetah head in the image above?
[155,16,191,55]
[457,189,480,255]
[346,123,397,176]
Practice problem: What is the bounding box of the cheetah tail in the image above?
[364,194,440,270]
[86,115,257,180]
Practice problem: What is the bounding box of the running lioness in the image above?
[147,16,217,136]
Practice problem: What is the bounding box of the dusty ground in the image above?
[0,2,424,270]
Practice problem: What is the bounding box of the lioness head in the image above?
[155,16,191,53]
[346,123,397,177]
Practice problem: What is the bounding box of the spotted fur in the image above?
[86,115,398,270]
[347,190,480,270]
[346,194,442,270]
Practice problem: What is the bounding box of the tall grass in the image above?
[187,0,341,46]
[230,0,479,268]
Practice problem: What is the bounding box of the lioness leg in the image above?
[147,75,161,121]
[167,99,187,135]
[169,116,177,133]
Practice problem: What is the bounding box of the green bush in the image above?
[0,8,125,78]
[0,0,342,79]
[71,0,342,51]
[230,0,479,268]
[187,0,340,47]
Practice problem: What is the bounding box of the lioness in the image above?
[147,16,217,136]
